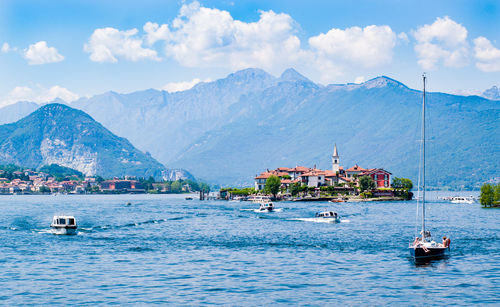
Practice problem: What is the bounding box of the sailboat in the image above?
[409,74,449,260]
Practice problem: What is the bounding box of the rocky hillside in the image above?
[0,103,192,179]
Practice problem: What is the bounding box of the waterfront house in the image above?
[100,179,145,193]
[345,164,366,179]
[360,168,392,188]
[300,170,326,187]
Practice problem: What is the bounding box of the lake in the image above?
[0,193,498,305]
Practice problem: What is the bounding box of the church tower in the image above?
[332,144,340,173]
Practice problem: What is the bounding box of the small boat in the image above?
[231,196,246,202]
[50,215,78,235]
[409,233,449,259]
[409,74,449,261]
[185,197,193,200]
[258,202,274,212]
[329,199,344,203]
[315,211,340,222]
[450,196,475,204]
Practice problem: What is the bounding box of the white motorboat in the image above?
[50,215,78,235]
[450,196,475,204]
[258,202,275,212]
[315,211,340,222]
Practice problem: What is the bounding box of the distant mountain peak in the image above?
[362,76,407,89]
[35,103,90,121]
[483,85,500,100]
[227,67,273,80]
[279,68,312,83]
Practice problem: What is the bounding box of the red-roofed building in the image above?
[254,172,272,190]
[360,168,392,188]
[346,164,366,179]
[299,170,326,187]
[100,180,144,192]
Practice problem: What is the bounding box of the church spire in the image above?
[332,143,340,173]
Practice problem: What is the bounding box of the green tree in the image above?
[199,182,210,193]
[39,186,51,193]
[359,176,375,192]
[480,183,495,207]
[264,175,281,199]
[494,184,500,205]
[171,180,182,193]
[392,177,413,190]
[290,182,301,196]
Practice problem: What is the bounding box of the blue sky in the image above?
[1,0,499,107]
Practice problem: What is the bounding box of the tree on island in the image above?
[480,183,500,207]
[392,177,414,200]
[496,184,500,205]
[265,175,281,199]
[392,177,413,190]
[359,176,375,192]
[290,182,301,196]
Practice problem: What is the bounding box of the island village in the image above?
[220,144,413,201]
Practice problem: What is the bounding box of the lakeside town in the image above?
[0,164,209,195]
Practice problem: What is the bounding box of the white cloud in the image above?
[451,89,482,96]
[84,27,160,62]
[398,32,409,43]
[1,42,11,53]
[83,1,402,82]
[473,36,500,72]
[309,25,397,68]
[1,85,79,108]
[23,41,64,65]
[161,78,211,93]
[144,22,171,45]
[413,16,469,70]
[155,1,305,74]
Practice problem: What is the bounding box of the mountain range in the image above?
[0,103,192,180]
[0,68,498,188]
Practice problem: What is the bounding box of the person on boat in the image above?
[444,237,451,248]
[440,236,451,248]
[412,237,429,252]
[441,236,447,247]
[412,237,421,246]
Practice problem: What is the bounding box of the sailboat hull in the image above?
[409,246,448,259]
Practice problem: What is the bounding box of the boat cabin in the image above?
[51,216,77,227]
[316,211,338,218]
[259,202,274,210]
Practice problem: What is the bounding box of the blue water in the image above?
[0,194,499,305]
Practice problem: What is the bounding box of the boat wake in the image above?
[253,208,283,213]
[290,217,340,223]
[48,217,181,234]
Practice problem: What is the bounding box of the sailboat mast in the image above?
[421,73,426,241]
